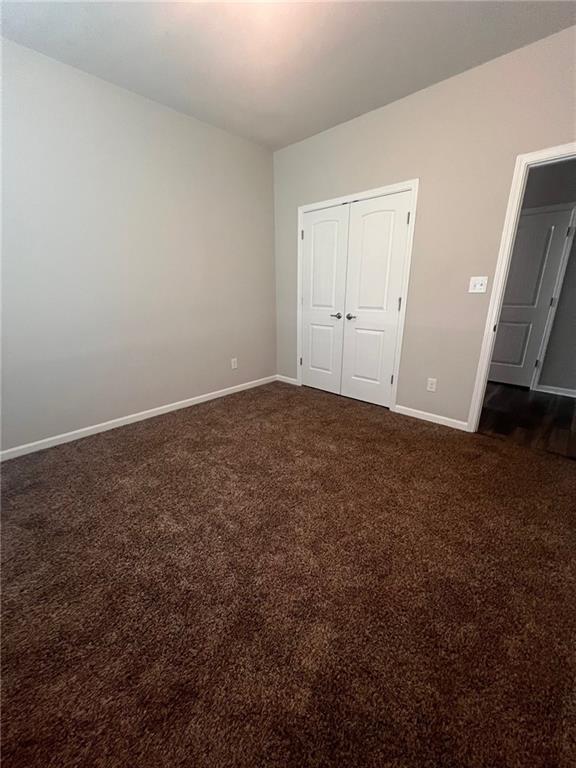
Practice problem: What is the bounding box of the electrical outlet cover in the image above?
[469,276,488,293]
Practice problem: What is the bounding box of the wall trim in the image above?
[276,375,301,386]
[392,405,471,432]
[532,384,576,399]
[1,375,278,461]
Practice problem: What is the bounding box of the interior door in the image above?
[490,207,574,387]
[301,205,350,394]
[341,191,411,406]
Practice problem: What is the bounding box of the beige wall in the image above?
[274,27,576,423]
[2,41,275,450]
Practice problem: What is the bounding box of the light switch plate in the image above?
[469,276,488,293]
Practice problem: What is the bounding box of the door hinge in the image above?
[301,230,304,240]
[299,357,303,366]
[567,226,575,238]
[535,359,540,368]
[390,374,394,385]
[398,296,402,312]
[493,324,497,332]
[407,211,411,225]
[550,296,556,308]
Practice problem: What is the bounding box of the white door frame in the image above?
[296,178,420,411]
[468,142,576,431]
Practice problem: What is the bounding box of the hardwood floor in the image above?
[479,381,576,459]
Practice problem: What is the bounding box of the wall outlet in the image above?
[469,276,488,293]
[231,357,238,370]
[426,377,437,392]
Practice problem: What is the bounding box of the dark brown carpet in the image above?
[2,382,576,768]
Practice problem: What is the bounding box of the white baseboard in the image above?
[1,377,473,461]
[1,375,278,462]
[392,404,471,432]
[276,375,301,386]
[532,384,576,399]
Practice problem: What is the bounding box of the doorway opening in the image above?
[473,149,576,458]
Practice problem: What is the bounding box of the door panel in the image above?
[341,192,411,406]
[311,220,339,307]
[309,324,336,372]
[301,206,349,394]
[351,328,385,382]
[356,211,394,310]
[490,207,573,386]
[491,322,531,366]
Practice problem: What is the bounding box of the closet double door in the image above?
[301,191,411,407]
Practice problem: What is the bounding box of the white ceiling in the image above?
[3,2,575,149]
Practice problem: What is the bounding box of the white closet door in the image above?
[489,207,574,387]
[341,192,411,406]
[301,205,350,394]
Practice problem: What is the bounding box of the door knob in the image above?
[330,312,342,319]
[346,313,357,320]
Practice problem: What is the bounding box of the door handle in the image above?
[346,313,357,320]
[330,312,342,319]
